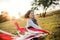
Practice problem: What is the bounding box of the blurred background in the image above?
[0,0,60,40]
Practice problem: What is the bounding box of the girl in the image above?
[24,10,49,40]
[15,10,49,40]
[25,10,40,40]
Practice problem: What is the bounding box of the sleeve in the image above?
[28,20,42,29]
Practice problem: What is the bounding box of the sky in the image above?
[0,0,60,18]
[0,0,32,18]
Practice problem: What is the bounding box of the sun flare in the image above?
[0,0,32,19]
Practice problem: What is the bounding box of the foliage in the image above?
[32,0,59,10]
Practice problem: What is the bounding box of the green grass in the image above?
[0,13,60,40]
[37,14,60,40]
[37,14,60,32]
[0,19,27,34]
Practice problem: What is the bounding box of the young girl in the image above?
[24,10,46,40]
[25,10,41,40]
[15,10,49,40]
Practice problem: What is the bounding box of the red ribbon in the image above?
[0,34,13,40]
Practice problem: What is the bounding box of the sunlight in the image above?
[0,0,60,19]
[0,0,32,19]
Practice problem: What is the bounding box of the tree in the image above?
[0,11,10,23]
[31,0,59,17]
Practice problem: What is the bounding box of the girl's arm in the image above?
[28,20,42,29]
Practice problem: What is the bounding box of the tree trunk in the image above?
[42,8,47,17]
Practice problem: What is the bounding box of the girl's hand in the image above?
[20,32,25,35]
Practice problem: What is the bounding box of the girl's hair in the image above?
[24,10,33,18]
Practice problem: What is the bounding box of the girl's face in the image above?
[29,11,35,19]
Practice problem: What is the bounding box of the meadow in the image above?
[0,11,60,40]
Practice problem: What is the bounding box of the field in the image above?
[0,13,60,40]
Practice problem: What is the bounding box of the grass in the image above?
[37,14,60,40]
[0,13,60,40]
